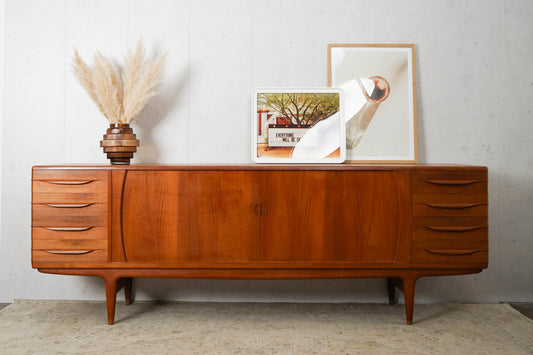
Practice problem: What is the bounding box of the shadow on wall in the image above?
[413,53,426,163]
[133,66,189,163]
[495,168,533,300]
[131,278,391,303]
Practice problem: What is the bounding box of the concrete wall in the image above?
[1,0,532,303]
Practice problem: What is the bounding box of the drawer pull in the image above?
[424,179,485,186]
[44,250,96,255]
[425,226,485,232]
[44,227,93,232]
[424,203,484,209]
[425,249,487,256]
[45,180,96,185]
[44,203,93,208]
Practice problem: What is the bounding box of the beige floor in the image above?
[1,300,533,354]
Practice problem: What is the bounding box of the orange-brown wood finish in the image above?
[31,164,488,325]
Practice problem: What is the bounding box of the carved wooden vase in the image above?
[100,124,140,165]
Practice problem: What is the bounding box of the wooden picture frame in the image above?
[252,88,346,163]
[328,44,417,163]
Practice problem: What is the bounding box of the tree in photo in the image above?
[262,93,339,126]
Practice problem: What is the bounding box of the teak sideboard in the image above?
[31,164,488,324]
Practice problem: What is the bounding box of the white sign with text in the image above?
[268,127,317,147]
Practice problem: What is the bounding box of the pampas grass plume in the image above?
[71,39,166,124]
[72,49,108,119]
[123,40,167,123]
[93,52,123,123]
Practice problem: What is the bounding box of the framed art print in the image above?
[328,44,417,162]
[252,88,345,163]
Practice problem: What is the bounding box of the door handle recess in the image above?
[424,179,485,186]
[44,227,93,232]
[44,250,96,255]
[425,249,487,256]
[424,203,485,209]
[44,203,93,208]
[424,226,486,232]
[45,180,96,185]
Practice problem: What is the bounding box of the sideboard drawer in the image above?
[413,193,488,205]
[414,226,488,250]
[414,216,487,228]
[32,203,108,227]
[33,180,108,204]
[32,249,107,263]
[413,171,487,194]
[32,226,107,240]
[413,249,488,264]
[33,238,107,250]
[32,169,108,181]
[413,194,488,217]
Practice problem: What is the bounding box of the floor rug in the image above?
[1,300,532,354]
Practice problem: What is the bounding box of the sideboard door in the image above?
[115,169,411,264]
[118,171,262,262]
[259,170,411,263]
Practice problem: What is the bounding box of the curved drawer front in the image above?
[413,249,488,264]
[32,249,107,263]
[413,171,487,194]
[32,169,107,181]
[32,226,107,240]
[33,238,107,250]
[32,203,107,227]
[414,224,488,250]
[33,169,108,204]
[33,180,108,204]
[413,193,488,217]
[414,203,487,217]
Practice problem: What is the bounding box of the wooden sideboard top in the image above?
[32,164,488,172]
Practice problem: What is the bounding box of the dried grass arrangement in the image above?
[72,39,167,124]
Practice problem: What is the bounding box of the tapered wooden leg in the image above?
[387,277,399,305]
[401,276,417,325]
[124,278,133,305]
[104,278,118,325]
